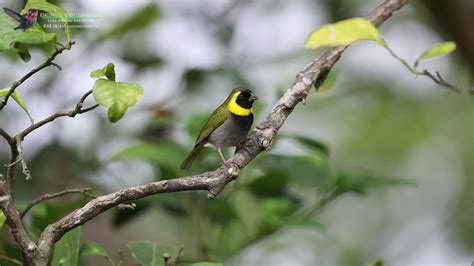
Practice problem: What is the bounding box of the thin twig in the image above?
[381,39,473,94]
[20,188,96,219]
[421,70,474,94]
[6,144,19,197]
[0,255,22,265]
[0,41,75,111]
[50,62,62,71]
[0,128,11,142]
[105,255,116,266]
[15,140,32,180]
[174,247,184,265]
[117,249,124,266]
[17,90,99,141]
[293,189,342,220]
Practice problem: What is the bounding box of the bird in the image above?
[3,8,38,31]
[180,87,258,170]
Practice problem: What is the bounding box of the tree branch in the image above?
[7,140,32,181]
[0,41,76,111]
[16,90,99,141]
[0,85,98,263]
[29,0,408,263]
[0,181,38,262]
[0,128,11,143]
[20,187,96,219]
[421,70,474,94]
[3,90,98,185]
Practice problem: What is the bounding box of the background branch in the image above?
[28,0,409,264]
[421,70,474,94]
[16,90,99,141]
[0,41,75,111]
[20,187,96,219]
[0,181,37,261]
[0,128,11,143]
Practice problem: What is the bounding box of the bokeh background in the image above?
[1,0,473,265]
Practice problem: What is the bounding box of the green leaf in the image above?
[107,102,127,122]
[99,4,160,41]
[90,69,104,79]
[289,135,330,156]
[418,42,456,60]
[30,197,89,232]
[258,198,298,232]
[230,190,261,236]
[305,17,381,49]
[0,88,34,123]
[92,78,143,123]
[247,172,289,197]
[259,154,329,187]
[79,241,108,258]
[414,42,456,69]
[90,63,116,81]
[0,14,56,60]
[127,240,179,266]
[0,212,5,231]
[113,141,187,178]
[11,42,31,62]
[23,0,71,42]
[51,227,81,266]
[327,173,415,194]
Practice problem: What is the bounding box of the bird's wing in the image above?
[195,105,229,145]
[3,8,26,24]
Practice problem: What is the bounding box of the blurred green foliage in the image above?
[0,0,473,265]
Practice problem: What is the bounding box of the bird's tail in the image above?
[180,144,203,170]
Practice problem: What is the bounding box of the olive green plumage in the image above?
[180,87,258,170]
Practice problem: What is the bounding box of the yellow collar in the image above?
[227,92,252,116]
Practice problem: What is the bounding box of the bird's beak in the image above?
[249,92,259,102]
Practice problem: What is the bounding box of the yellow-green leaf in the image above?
[92,79,143,123]
[418,42,456,60]
[51,227,81,266]
[0,14,56,61]
[107,102,127,122]
[80,242,109,258]
[90,63,116,81]
[0,212,5,231]
[305,17,381,49]
[0,88,34,123]
[127,240,180,266]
